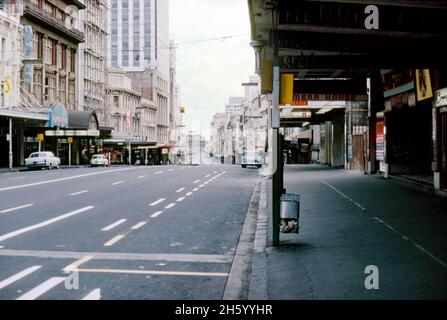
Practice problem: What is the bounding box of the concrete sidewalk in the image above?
[248,165,447,300]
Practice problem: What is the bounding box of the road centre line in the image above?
[16,277,65,300]
[165,203,176,209]
[150,198,165,206]
[176,187,185,193]
[177,197,185,202]
[373,217,447,270]
[0,249,233,263]
[69,190,89,196]
[0,204,34,214]
[185,192,193,196]
[63,256,93,273]
[76,268,229,277]
[104,235,125,247]
[192,188,199,192]
[101,219,127,231]
[131,222,146,230]
[0,206,95,242]
[0,168,137,192]
[0,266,42,290]
[150,211,163,218]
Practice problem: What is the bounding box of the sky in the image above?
[169,0,255,138]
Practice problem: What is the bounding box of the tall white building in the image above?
[107,0,169,74]
[107,0,172,150]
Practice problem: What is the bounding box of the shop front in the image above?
[380,70,434,184]
[435,87,447,190]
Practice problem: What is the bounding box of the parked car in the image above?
[90,154,109,167]
[241,150,262,168]
[25,152,61,170]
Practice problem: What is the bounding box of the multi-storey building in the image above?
[107,0,173,162]
[79,0,107,125]
[20,0,85,110]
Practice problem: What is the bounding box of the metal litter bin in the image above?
[280,193,300,233]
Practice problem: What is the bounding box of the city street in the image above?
[0,165,259,300]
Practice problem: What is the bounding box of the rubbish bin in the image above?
[280,193,300,233]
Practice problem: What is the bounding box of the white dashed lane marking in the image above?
[16,277,65,300]
[69,190,89,196]
[176,187,185,193]
[149,198,165,206]
[0,204,34,214]
[0,206,95,242]
[165,203,176,209]
[150,211,163,218]
[101,219,127,231]
[0,266,42,290]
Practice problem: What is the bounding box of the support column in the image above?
[8,117,13,171]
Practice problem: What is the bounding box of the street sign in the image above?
[68,137,73,144]
[37,133,44,141]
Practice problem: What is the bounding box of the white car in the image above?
[25,152,61,170]
[90,154,109,167]
[241,151,263,168]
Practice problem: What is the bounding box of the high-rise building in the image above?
[107,0,169,74]
[106,0,173,161]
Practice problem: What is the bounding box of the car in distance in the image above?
[241,150,262,168]
[25,152,61,170]
[90,154,109,167]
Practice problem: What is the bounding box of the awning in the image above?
[0,109,49,121]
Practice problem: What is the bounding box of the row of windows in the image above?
[32,32,76,72]
[30,0,77,30]
[28,70,75,109]
[84,25,106,56]
[84,53,105,82]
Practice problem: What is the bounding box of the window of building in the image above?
[44,74,56,101]
[59,77,66,103]
[68,80,75,109]
[33,70,42,101]
[44,37,53,64]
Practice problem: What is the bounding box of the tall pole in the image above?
[68,142,72,167]
[9,117,13,171]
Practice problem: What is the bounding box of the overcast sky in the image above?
[169,0,255,138]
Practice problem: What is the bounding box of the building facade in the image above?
[79,0,107,125]
[107,0,174,160]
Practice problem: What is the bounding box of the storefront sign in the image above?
[292,94,368,102]
[46,104,68,128]
[435,88,447,108]
[280,110,312,119]
[415,69,433,102]
[45,130,100,137]
[381,69,415,98]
